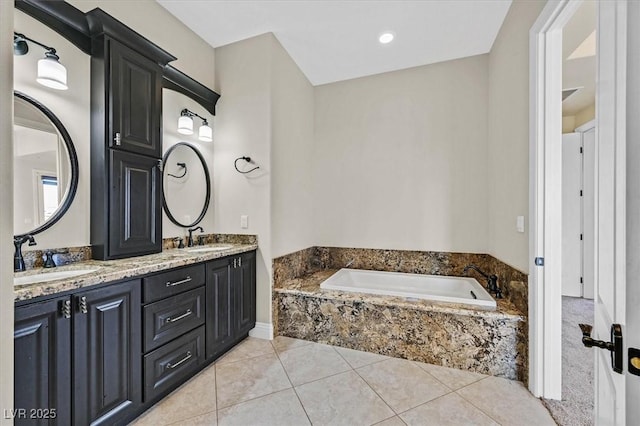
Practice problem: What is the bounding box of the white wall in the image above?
[214,34,272,324]
[313,55,489,253]
[162,89,215,239]
[488,0,547,272]
[0,0,14,420]
[69,0,215,89]
[271,37,315,257]
[14,10,91,250]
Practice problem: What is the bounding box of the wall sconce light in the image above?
[177,108,213,142]
[13,32,68,91]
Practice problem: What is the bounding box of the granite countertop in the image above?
[14,243,258,302]
[274,269,525,321]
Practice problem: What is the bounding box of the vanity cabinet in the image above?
[14,280,141,426]
[14,299,71,426]
[88,10,176,260]
[206,251,257,359]
[141,265,206,402]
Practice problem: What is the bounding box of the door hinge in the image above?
[580,146,583,154]
[580,234,583,241]
[535,257,544,266]
[580,190,583,197]
[580,277,584,284]
[114,132,122,146]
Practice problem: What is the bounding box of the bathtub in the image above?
[320,268,496,309]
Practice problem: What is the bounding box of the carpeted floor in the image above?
[543,296,594,426]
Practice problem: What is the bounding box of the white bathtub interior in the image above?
[320,268,496,308]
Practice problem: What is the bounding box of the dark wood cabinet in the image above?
[108,150,161,258]
[108,38,162,157]
[73,280,141,426]
[14,299,71,426]
[89,11,175,261]
[206,251,257,359]
[14,280,141,426]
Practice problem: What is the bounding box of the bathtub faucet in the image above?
[345,259,355,268]
[463,264,502,299]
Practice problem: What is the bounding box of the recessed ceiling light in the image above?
[379,32,395,44]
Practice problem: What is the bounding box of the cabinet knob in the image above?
[79,296,88,314]
[61,299,71,319]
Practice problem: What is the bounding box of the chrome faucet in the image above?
[14,235,37,272]
[187,226,204,247]
[345,259,355,268]
[463,264,502,298]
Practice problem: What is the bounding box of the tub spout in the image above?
[463,264,502,299]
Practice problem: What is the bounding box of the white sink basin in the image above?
[186,245,234,253]
[14,268,99,286]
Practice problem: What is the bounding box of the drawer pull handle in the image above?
[79,296,88,314]
[165,276,192,287]
[167,351,192,369]
[61,300,72,319]
[166,309,193,324]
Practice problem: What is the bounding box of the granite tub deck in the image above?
[275,269,527,381]
[14,242,258,302]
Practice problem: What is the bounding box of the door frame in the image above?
[529,0,584,399]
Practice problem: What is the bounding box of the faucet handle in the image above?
[43,251,56,268]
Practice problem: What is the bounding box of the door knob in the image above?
[578,323,623,374]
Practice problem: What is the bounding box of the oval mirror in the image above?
[162,142,211,228]
[13,91,79,238]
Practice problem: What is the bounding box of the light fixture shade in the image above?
[178,115,194,135]
[36,56,67,90]
[198,121,213,142]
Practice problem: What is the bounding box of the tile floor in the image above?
[131,337,556,426]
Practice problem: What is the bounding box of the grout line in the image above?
[453,377,505,425]
[272,340,314,425]
[348,361,402,417]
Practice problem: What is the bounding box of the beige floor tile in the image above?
[374,416,407,425]
[296,371,395,425]
[217,388,310,426]
[278,342,351,386]
[356,358,449,413]
[168,411,217,426]
[457,376,556,426]
[216,337,275,365]
[131,365,217,426]
[414,361,487,390]
[216,353,292,408]
[272,335,314,353]
[334,346,389,369]
[400,393,498,426]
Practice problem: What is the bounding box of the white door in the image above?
[593,1,627,424]
[561,132,582,297]
[581,126,595,300]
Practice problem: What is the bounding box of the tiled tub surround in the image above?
[14,239,258,302]
[273,247,528,382]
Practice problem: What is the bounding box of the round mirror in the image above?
[13,91,79,238]
[162,142,211,228]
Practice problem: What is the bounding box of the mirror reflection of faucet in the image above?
[173,237,185,249]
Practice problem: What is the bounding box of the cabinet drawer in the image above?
[143,264,205,303]
[144,326,205,402]
[144,287,205,352]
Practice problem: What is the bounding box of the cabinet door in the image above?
[14,299,71,426]
[109,150,161,259]
[205,259,235,359]
[109,38,162,157]
[235,252,256,339]
[73,280,141,426]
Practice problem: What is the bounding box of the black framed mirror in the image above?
[13,90,79,238]
[162,142,211,228]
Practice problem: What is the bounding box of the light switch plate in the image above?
[240,215,249,229]
[516,216,525,233]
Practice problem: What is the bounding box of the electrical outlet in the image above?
[240,215,249,229]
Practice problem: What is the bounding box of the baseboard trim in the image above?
[249,322,273,340]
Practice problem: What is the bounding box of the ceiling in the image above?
[562,1,596,116]
[157,0,512,86]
